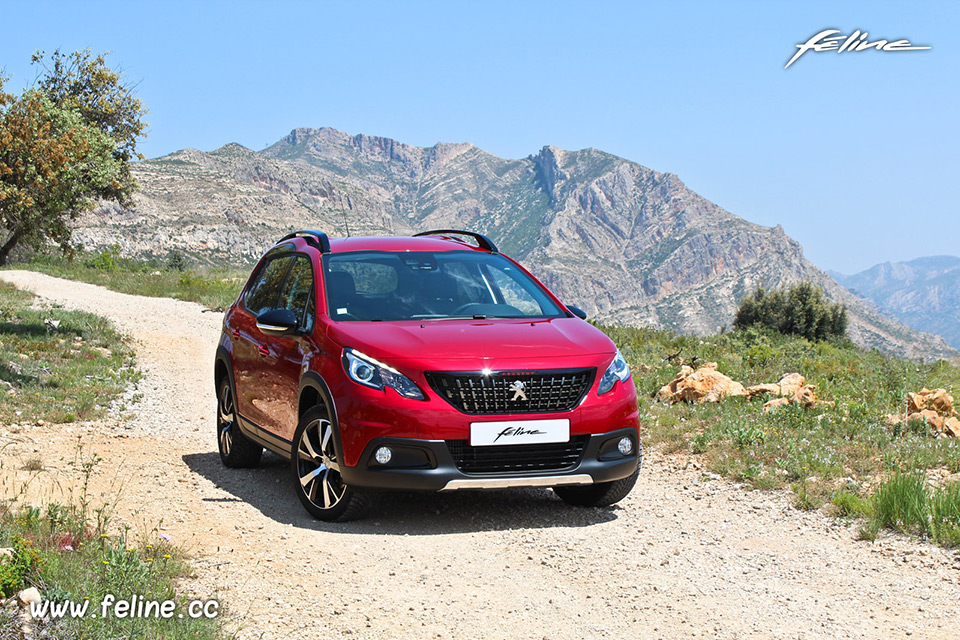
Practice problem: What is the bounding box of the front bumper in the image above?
[338,427,640,492]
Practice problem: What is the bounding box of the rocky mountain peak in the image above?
[211,142,256,157]
[531,145,569,204]
[74,128,960,361]
[834,255,960,349]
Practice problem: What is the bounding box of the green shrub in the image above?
[166,249,187,272]
[0,537,42,597]
[84,243,122,272]
[734,282,848,341]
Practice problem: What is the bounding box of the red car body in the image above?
[214,230,641,520]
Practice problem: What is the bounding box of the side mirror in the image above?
[567,305,588,320]
[256,308,300,336]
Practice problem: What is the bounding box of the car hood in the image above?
[325,317,615,366]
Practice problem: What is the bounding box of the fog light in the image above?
[375,446,393,465]
[617,437,633,455]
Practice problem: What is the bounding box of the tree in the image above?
[0,50,147,265]
[733,282,848,342]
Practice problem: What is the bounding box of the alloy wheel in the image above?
[218,383,235,457]
[297,417,346,510]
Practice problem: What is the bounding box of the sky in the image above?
[1,0,956,274]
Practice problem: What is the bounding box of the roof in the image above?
[319,235,493,254]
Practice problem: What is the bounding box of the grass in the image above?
[0,446,224,639]
[834,473,960,546]
[0,281,140,425]
[8,247,246,310]
[600,323,960,545]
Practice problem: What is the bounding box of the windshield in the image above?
[323,250,566,321]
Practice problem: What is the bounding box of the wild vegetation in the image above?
[607,321,960,545]
[0,445,224,639]
[0,279,225,638]
[11,247,245,310]
[0,280,138,424]
[734,282,848,342]
[0,49,147,265]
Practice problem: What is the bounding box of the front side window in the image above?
[277,256,316,332]
[245,255,294,316]
[323,251,565,321]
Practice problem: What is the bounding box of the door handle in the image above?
[258,345,269,357]
[232,328,240,339]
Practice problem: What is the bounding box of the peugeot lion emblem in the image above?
[509,380,527,402]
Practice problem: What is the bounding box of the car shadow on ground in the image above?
[182,451,619,535]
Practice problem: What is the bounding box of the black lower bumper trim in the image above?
[339,427,640,492]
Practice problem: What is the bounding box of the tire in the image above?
[217,377,263,468]
[291,405,378,522]
[554,444,642,507]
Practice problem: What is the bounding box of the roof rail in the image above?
[412,229,498,253]
[279,230,331,253]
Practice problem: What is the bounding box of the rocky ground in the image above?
[0,270,958,640]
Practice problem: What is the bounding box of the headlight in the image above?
[342,348,425,400]
[597,349,631,395]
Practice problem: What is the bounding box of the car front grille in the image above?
[425,368,595,415]
[446,437,589,474]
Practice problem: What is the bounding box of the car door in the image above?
[257,255,317,441]
[233,253,294,430]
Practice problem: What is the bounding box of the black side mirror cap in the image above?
[567,305,588,320]
[256,308,300,336]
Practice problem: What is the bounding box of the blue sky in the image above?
[2,0,956,273]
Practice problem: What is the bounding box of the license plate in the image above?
[469,419,570,447]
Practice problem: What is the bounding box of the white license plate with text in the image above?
[469,419,570,447]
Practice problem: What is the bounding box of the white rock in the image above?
[17,587,41,606]
[0,547,14,560]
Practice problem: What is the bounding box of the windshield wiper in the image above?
[414,315,486,321]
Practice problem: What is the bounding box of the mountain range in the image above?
[832,256,960,350]
[74,127,959,361]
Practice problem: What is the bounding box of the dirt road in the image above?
[1,270,958,640]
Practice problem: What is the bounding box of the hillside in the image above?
[73,127,958,360]
[834,256,960,350]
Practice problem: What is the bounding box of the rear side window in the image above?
[277,256,315,331]
[245,256,293,316]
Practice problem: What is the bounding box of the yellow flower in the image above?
[146,558,153,562]
[102,560,109,565]
[162,554,171,559]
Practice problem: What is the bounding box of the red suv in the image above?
[215,230,641,521]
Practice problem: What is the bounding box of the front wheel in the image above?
[554,445,641,507]
[291,406,378,522]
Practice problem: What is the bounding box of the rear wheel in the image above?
[216,377,262,468]
[292,405,377,522]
